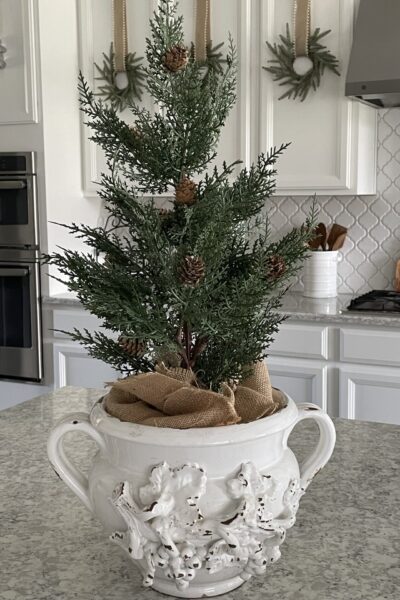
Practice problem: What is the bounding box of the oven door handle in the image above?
[0,268,29,277]
[0,180,27,189]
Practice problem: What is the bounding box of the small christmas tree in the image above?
[48,1,314,394]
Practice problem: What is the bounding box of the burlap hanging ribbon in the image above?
[104,362,286,429]
[113,0,127,73]
[195,0,211,63]
[294,0,311,57]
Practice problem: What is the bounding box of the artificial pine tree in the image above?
[47,0,315,394]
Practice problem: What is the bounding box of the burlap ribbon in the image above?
[294,0,311,57]
[195,0,211,64]
[104,362,286,429]
[113,0,128,73]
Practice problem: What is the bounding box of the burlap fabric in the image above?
[104,362,286,429]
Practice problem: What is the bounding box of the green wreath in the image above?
[94,43,145,112]
[264,24,340,102]
[189,41,227,74]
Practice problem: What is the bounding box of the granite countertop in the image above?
[44,291,400,326]
[279,293,400,326]
[1,387,400,600]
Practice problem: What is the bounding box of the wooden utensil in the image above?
[395,260,400,292]
[327,224,347,251]
[331,231,347,251]
[309,222,327,250]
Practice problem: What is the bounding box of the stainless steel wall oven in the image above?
[0,153,42,381]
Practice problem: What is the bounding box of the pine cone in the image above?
[118,336,146,357]
[175,177,197,206]
[266,255,286,280]
[162,44,188,72]
[179,255,205,286]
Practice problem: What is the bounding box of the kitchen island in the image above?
[1,387,400,599]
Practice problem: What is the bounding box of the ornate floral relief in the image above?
[110,462,304,592]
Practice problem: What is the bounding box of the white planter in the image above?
[303,251,340,298]
[47,395,335,598]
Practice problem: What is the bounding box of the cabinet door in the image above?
[258,0,377,195]
[0,0,38,124]
[340,365,400,425]
[53,343,118,389]
[268,357,327,410]
[78,0,251,196]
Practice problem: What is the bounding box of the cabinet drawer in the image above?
[340,328,400,367]
[269,323,329,360]
[53,309,103,338]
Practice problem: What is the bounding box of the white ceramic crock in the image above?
[303,250,341,298]
[47,395,335,598]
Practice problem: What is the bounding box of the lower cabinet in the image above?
[268,357,328,410]
[49,307,400,425]
[339,366,400,426]
[269,321,400,425]
[53,343,117,389]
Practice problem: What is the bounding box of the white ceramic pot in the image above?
[303,250,341,298]
[47,395,335,598]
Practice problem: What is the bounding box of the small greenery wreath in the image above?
[264,24,340,102]
[190,41,227,75]
[94,43,145,112]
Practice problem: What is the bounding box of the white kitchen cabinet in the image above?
[53,343,117,389]
[45,303,400,425]
[52,308,117,389]
[78,0,252,196]
[269,320,400,424]
[340,328,400,368]
[258,0,377,195]
[339,366,400,425]
[268,322,329,360]
[268,356,328,410]
[0,0,38,124]
[78,0,376,198]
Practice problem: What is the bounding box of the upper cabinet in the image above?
[78,0,377,198]
[258,0,377,196]
[78,0,253,196]
[0,0,38,124]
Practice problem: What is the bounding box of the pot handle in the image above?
[47,412,106,512]
[286,403,336,491]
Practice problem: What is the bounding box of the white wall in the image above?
[38,0,101,295]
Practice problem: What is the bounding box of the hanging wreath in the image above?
[95,43,145,112]
[94,0,144,112]
[264,0,340,102]
[190,41,226,75]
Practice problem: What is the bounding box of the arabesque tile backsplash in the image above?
[269,109,400,295]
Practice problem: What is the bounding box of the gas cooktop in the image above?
[347,290,400,312]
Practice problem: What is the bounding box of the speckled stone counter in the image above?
[44,292,400,326]
[1,387,400,600]
[279,293,400,326]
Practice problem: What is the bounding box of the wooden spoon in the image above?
[309,222,327,250]
[331,231,347,251]
[395,260,400,292]
[327,224,347,251]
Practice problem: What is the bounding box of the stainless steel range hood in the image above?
[346,0,400,108]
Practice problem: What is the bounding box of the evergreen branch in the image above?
[47,2,314,391]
